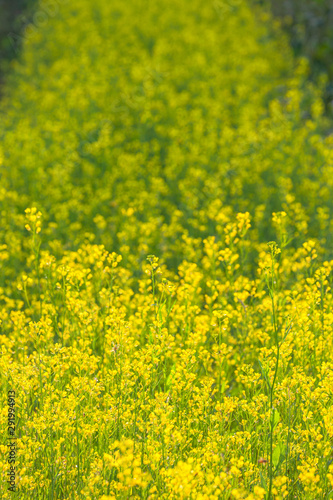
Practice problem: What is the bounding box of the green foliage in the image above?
[267,0,333,109]
[0,0,37,68]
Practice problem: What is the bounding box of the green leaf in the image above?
[258,359,271,390]
[166,365,176,389]
[259,470,267,490]
[272,445,281,467]
[273,409,280,428]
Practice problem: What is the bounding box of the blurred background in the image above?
[0,0,35,83]
[1,0,333,104]
[268,0,333,107]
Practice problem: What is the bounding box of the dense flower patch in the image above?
[1,0,333,498]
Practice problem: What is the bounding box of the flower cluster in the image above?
[0,0,333,499]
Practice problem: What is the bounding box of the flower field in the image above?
[1,0,333,498]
